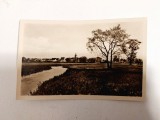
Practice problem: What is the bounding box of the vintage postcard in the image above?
[17,18,147,101]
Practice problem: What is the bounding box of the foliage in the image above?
[121,39,141,65]
[79,56,87,63]
[87,24,129,68]
[87,24,142,67]
[31,65,142,96]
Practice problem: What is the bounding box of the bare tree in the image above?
[87,24,129,68]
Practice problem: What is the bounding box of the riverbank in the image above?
[22,64,52,76]
[21,63,107,76]
[21,66,67,95]
[31,65,142,96]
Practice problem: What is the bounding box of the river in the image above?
[21,66,67,95]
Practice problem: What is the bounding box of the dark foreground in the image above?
[31,65,142,96]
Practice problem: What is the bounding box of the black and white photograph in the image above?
[17,18,146,100]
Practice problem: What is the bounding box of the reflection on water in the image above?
[21,66,67,95]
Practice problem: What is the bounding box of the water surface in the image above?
[21,66,67,95]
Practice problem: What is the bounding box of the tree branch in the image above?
[92,42,108,57]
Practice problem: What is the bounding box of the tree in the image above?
[113,55,119,63]
[121,39,141,65]
[79,56,87,63]
[87,24,129,68]
[135,58,143,65]
[22,57,27,62]
[65,58,71,63]
[88,58,96,63]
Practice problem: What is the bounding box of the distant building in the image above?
[88,58,96,63]
[60,57,66,62]
[79,56,87,63]
[96,57,102,63]
[87,57,102,63]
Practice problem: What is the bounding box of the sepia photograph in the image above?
[17,18,147,100]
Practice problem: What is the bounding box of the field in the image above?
[22,63,143,96]
[21,63,107,76]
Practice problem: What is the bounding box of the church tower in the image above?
[74,53,77,63]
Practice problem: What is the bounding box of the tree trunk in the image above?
[107,62,110,68]
[105,55,112,69]
[106,55,110,68]
[110,50,113,69]
[129,60,132,65]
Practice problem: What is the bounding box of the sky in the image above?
[21,19,146,59]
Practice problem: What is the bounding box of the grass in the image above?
[30,64,143,96]
[21,63,106,76]
[21,64,52,76]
